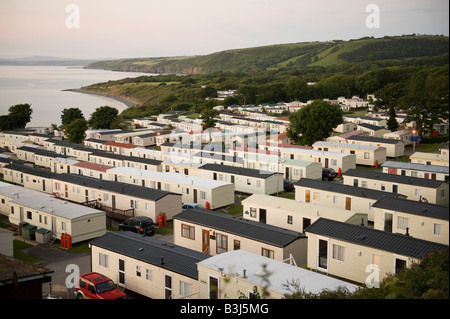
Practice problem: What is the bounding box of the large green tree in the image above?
[374,82,405,131]
[61,107,85,127]
[65,118,88,143]
[88,106,119,129]
[400,69,449,137]
[287,100,343,146]
[0,103,33,130]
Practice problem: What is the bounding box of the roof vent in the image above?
[160,257,164,265]
[358,235,366,240]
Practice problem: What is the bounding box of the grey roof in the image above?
[55,173,177,201]
[199,163,277,179]
[372,197,449,221]
[381,161,449,174]
[357,123,387,131]
[174,209,305,247]
[295,178,406,200]
[193,151,244,164]
[4,163,55,179]
[17,146,69,158]
[90,232,209,279]
[305,218,448,259]
[4,163,177,201]
[344,169,445,188]
[347,135,403,145]
[88,150,162,166]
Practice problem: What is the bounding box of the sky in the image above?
[0,0,448,59]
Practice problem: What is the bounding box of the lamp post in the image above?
[412,129,416,153]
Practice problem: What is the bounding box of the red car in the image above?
[75,272,126,299]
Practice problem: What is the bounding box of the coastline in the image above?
[62,88,140,109]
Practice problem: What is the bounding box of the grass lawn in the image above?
[13,240,41,263]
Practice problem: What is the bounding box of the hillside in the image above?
[86,35,449,74]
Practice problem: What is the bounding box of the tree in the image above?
[65,118,88,143]
[61,107,84,127]
[287,100,343,146]
[400,69,449,137]
[285,77,309,102]
[237,85,258,105]
[374,82,405,131]
[201,108,219,129]
[88,106,119,129]
[0,103,33,130]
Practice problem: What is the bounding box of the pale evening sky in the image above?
[0,0,448,59]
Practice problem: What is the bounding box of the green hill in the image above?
[86,35,449,74]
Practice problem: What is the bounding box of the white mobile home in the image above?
[305,218,448,284]
[343,169,449,206]
[242,194,368,233]
[313,141,386,166]
[0,182,106,243]
[372,197,449,245]
[90,231,209,299]
[173,209,308,266]
[197,250,359,299]
[294,178,406,222]
[280,148,356,173]
[381,161,449,182]
[106,166,235,209]
[346,135,405,158]
[196,163,284,195]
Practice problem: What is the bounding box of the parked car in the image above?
[322,168,337,181]
[75,272,126,299]
[118,216,155,236]
[182,203,203,211]
[284,179,294,192]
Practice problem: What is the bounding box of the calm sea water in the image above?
[0,65,150,127]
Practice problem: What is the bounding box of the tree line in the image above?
[0,104,120,144]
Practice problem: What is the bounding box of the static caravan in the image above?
[3,163,54,194]
[173,209,307,266]
[53,173,183,222]
[1,182,105,243]
[104,141,137,155]
[84,138,108,151]
[372,197,449,245]
[313,141,386,167]
[383,129,413,146]
[280,147,356,173]
[90,231,209,299]
[356,123,391,137]
[87,150,162,171]
[305,218,448,284]
[381,161,449,182]
[294,178,406,222]
[196,163,284,195]
[106,166,235,210]
[278,158,322,181]
[71,161,114,180]
[346,135,405,158]
[197,250,359,299]
[16,146,68,168]
[50,157,80,174]
[343,169,449,206]
[242,194,368,233]
[192,151,244,168]
[410,152,449,167]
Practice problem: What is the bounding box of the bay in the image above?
[0,65,151,127]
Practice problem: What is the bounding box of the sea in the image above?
[0,65,150,127]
